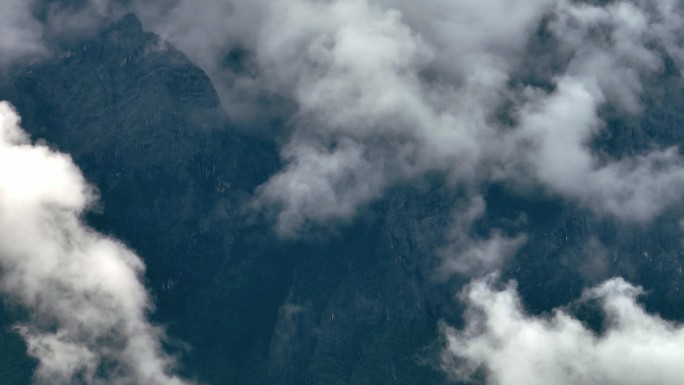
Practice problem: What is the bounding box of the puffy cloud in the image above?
[513,76,684,221]
[0,101,192,385]
[250,0,444,234]
[443,276,684,385]
[256,138,387,236]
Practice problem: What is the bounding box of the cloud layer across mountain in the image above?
[124,0,684,238]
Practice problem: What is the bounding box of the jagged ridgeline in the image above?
[3,6,684,385]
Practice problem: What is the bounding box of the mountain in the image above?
[2,10,684,385]
[0,13,445,385]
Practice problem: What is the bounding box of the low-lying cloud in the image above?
[124,0,684,236]
[0,101,192,385]
[5,0,682,239]
[443,276,684,385]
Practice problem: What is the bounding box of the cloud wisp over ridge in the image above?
[0,101,192,385]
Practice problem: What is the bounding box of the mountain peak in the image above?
[114,13,143,33]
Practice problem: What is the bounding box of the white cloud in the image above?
[513,76,684,221]
[255,138,387,236]
[0,101,192,385]
[443,276,684,385]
